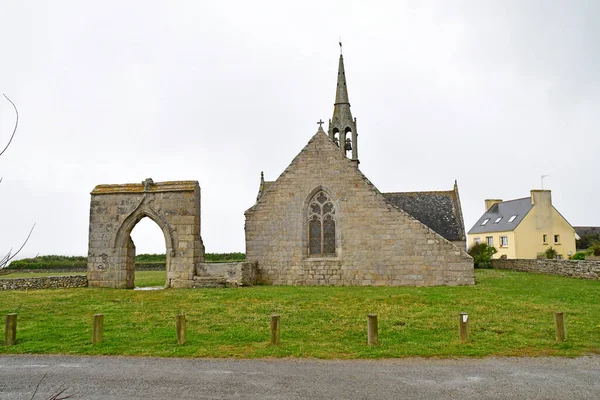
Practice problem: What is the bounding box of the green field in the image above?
[2,271,166,287]
[1,270,599,358]
[6,253,246,270]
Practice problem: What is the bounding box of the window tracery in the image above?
[308,191,336,256]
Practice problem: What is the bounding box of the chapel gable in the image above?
[244,46,473,287]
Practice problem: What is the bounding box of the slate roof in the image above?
[383,189,466,242]
[574,226,600,237]
[468,197,533,234]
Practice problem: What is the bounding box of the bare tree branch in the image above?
[1,94,36,273]
[0,93,19,157]
[27,373,74,400]
[47,387,75,400]
[30,373,47,400]
[0,223,35,271]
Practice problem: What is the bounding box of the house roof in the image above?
[574,226,600,237]
[468,197,533,234]
[383,189,466,242]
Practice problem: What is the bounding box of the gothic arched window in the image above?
[308,191,336,257]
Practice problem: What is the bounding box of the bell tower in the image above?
[328,42,359,165]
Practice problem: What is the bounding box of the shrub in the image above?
[8,255,87,269]
[570,252,586,260]
[577,233,600,250]
[545,247,558,259]
[589,242,600,257]
[467,243,497,268]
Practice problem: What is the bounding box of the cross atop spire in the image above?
[317,119,325,133]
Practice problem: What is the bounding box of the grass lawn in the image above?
[0,269,599,358]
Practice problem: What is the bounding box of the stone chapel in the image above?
[244,49,474,286]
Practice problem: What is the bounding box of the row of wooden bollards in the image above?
[4,311,569,346]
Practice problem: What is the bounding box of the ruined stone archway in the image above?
[87,179,204,288]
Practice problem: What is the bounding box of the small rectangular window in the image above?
[556,254,563,260]
[486,236,494,247]
[507,215,517,223]
[494,217,502,224]
[474,237,481,245]
[554,234,560,244]
[481,218,490,226]
[500,236,508,247]
[543,234,547,244]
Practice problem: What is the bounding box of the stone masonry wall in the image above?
[245,131,474,287]
[492,259,600,280]
[0,275,88,291]
[196,262,258,286]
[87,180,204,289]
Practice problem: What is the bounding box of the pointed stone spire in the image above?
[334,54,350,106]
[328,43,359,165]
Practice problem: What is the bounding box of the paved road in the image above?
[1,355,599,399]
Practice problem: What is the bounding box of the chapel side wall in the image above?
[245,134,474,287]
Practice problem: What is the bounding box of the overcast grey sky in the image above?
[1,0,598,258]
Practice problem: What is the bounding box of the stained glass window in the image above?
[308,191,336,257]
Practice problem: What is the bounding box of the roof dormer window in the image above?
[507,215,517,223]
[493,217,502,224]
[481,218,490,226]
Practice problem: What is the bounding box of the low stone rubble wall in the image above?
[0,275,88,291]
[492,259,600,280]
[196,262,258,286]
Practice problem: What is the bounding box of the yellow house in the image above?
[467,190,576,259]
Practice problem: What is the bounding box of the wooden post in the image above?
[176,313,186,345]
[270,315,280,345]
[92,314,104,344]
[554,312,566,342]
[367,314,378,346]
[4,313,17,346]
[459,312,469,343]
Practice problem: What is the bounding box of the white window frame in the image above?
[543,234,547,244]
[507,215,517,223]
[554,234,560,244]
[500,236,508,247]
[481,218,490,226]
[486,236,494,247]
[494,217,502,224]
[474,237,481,245]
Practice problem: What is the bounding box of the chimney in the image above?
[531,190,552,206]
[485,199,502,211]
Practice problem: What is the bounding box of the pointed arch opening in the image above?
[343,127,353,156]
[332,127,340,147]
[130,217,168,288]
[307,189,337,257]
[114,208,175,289]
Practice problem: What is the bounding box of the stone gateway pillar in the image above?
[87,179,204,288]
